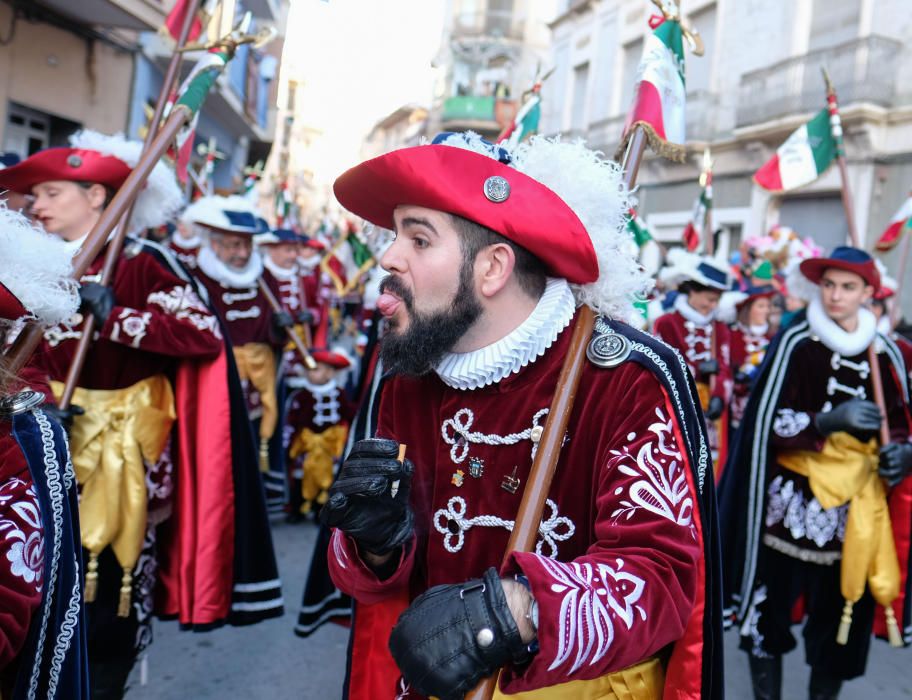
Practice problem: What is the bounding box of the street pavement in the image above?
[127,520,912,699]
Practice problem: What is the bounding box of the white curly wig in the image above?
[435,132,651,323]
[69,130,184,232]
[0,205,79,326]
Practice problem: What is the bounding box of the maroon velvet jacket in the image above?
[0,421,42,688]
[166,237,200,270]
[263,268,309,317]
[730,324,773,424]
[328,318,705,696]
[653,309,732,405]
[32,242,222,391]
[194,268,276,348]
[763,337,910,563]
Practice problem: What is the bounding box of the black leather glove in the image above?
[296,309,314,325]
[698,359,719,377]
[705,396,724,420]
[389,567,530,700]
[734,370,751,385]
[320,438,414,555]
[879,442,912,487]
[42,403,85,433]
[78,283,115,324]
[815,399,882,439]
[271,310,294,335]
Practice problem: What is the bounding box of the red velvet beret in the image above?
[0,147,131,194]
[332,144,598,284]
[310,349,351,369]
[799,246,880,290]
[0,281,26,322]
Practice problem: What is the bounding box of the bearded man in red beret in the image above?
[321,133,724,699]
[720,246,912,700]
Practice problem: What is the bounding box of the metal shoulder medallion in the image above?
[587,319,632,368]
[0,389,45,417]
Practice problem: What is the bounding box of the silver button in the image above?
[476,628,495,648]
[483,175,510,203]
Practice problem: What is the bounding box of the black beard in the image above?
[379,263,482,376]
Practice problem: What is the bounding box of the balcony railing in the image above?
[736,35,901,127]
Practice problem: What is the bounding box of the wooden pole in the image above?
[257,278,317,370]
[823,70,890,440]
[463,127,648,700]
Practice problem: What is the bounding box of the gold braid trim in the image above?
[615,122,686,163]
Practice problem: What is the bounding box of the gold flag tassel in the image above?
[836,599,854,645]
[84,551,100,602]
[117,567,133,618]
[884,605,904,648]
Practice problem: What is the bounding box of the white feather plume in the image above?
[784,260,818,302]
[0,205,79,325]
[68,130,184,231]
[436,133,650,323]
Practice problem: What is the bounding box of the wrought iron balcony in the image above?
[736,35,901,127]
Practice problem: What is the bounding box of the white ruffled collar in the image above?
[197,245,263,288]
[171,233,201,250]
[674,294,714,326]
[263,255,299,281]
[285,374,339,395]
[434,278,577,391]
[298,256,320,273]
[807,295,877,356]
[739,322,769,337]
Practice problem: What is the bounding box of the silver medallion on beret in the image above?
[66,154,82,168]
[587,326,631,368]
[483,175,510,203]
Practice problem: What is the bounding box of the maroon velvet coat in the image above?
[729,324,773,425]
[0,422,42,691]
[166,238,200,270]
[653,310,732,404]
[32,242,222,390]
[194,268,275,348]
[329,318,707,697]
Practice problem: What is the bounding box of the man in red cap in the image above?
[720,246,912,699]
[320,132,723,699]
[0,132,283,698]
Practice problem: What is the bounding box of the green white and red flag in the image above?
[753,109,837,191]
[162,0,219,43]
[875,194,912,252]
[626,208,654,248]
[499,93,541,148]
[617,12,687,162]
[275,182,293,227]
[682,171,712,252]
[169,45,231,184]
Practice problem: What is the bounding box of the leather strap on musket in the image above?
[778,431,903,646]
[51,374,175,615]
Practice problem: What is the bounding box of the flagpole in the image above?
[889,221,911,329]
[822,69,859,248]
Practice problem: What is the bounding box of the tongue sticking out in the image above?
[377,292,401,317]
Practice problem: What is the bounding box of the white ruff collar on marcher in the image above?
[263,254,299,281]
[171,233,201,250]
[435,278,577,391]
[674,294,714,326]
[197,245,263,288]
[806,295,877,356]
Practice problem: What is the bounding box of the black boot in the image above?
[809,667,842,700]
[748,654,782,700]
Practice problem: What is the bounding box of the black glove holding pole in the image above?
[79,283,115,325]
[705,396,724,420]
[42,403,85,434]
[389,567,531,700]
[879,442,912,487]
[320,438,414,555]
[814,399,882,441]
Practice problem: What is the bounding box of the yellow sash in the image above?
[233,342,278,441]
[52,375,175,613]
[779,431,903,644]
[290,424,348,513]
[435,656,663,700]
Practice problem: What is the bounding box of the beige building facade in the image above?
[545,0,912,307]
